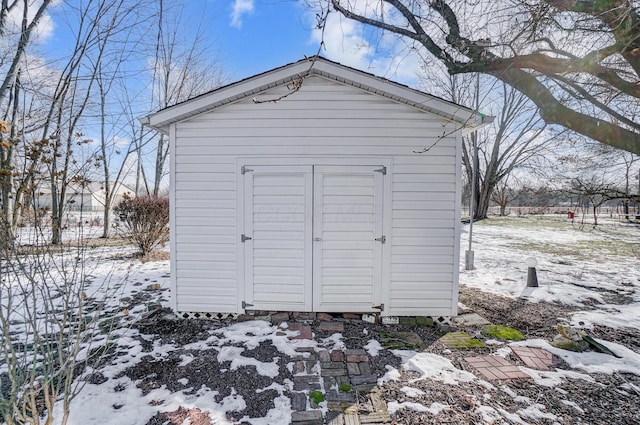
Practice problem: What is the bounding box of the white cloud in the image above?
[33,12,55,44]
[309,6,422,88]
[311,13,374,70]
[0,1,56,44]
[230,0,254,28]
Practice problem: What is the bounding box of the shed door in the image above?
[243,166,313,311]
[243,165,383,312]
[313,166,383,312]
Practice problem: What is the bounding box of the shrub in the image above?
[115,195,169,255]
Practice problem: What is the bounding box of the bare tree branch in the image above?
[328,0,640,154]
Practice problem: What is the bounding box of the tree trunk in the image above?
[476,185,492,220]
[153,133,167,196]
[0,1,54,107]
[624,201,629,220]
[100,88,111,238]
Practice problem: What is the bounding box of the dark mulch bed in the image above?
[106,289,640,425]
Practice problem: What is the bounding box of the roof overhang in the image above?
[141,57,491,134]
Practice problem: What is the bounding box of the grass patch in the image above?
[309,390,324,404]
[478,216,569,230]
[484,216,640,261]
[482,324,524,341]
[512,239,638,261]
[339,383,352,392]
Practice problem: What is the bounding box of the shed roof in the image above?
[142,56,490,133]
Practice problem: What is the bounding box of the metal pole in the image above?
[465,133,477,270]
[465,73,480,271]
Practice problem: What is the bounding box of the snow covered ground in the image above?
[460,215,640,329]
[384,215,640,423]
[3,214,640,424]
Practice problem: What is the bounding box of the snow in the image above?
[517,404,558,421]
[320,332,345,351]
[460,217,640,331]
[243,395,293,425]
[6,215,640,424]
[364,339,383,357]
[387,401,447,415]
[511,338,640,377]
[400,386,425,397]
[391,351,477,385]
[572,304,640,330]
[561,399,585,413]
[378,365,401,385]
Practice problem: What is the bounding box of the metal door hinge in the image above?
[242,301,254,309]
[241,234,252,242]
[374,236,386,244]
[373,303,384,311]
[374,166,386,175]
[241,166,254,174]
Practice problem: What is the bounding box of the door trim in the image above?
[237,158,392,314]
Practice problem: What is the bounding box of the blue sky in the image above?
[35,1,422,90]
[218,0,318,79]
[178,0,422,86]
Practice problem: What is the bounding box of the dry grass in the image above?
[141,250,170,263]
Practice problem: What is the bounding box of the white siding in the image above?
[172,76,461,316]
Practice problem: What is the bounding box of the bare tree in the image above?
[566,174,622,225]
[1,0,150,242]
[440,73,555,219]
[93,1,149,238]
[326,0,640,154]
[0,0,55,230]
[0,0,54,107]
[491,181,515,216]
[0,210,130,424]
[147,0,227,195]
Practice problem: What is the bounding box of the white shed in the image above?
[143,57,487,319]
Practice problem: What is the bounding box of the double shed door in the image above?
[243,165,384,312]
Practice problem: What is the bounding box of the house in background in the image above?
[37,182,133,213]
[143,57,489,319]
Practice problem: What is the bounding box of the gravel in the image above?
[111,289,640,425]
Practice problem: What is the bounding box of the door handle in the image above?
[313,237,321,241]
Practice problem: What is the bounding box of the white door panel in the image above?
[244,164,384,312]
[313,166,383,312]
[243,166,313,311]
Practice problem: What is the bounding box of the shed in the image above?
[143,57,487,319]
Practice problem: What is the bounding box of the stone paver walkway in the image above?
[464,355,530,380]
[511,346,557,371]
[282,322,313,340]
[264,311,555,422]
[282,318,391,425]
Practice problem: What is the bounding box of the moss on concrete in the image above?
[482,324,525,341]
[439,331,487,349]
